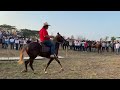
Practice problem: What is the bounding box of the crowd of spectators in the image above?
[0,29,35,50]
[62,38,120,55]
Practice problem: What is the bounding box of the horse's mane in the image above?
[53,34,64,43]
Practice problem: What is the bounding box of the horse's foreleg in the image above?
[100,48,102,53]
[44,58,54,73]
[54,57,64,71]
[98,48,99,53]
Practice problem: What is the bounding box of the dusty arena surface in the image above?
[0,47,120,79]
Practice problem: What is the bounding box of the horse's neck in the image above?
[53,37,57,42]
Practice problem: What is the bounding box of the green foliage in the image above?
[0,24,39,38]
[0,24,16,30]
[105,36,109,41]
[20,29,39,38]
[111,36,116,42]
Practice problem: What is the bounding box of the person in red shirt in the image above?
[84,41,88,52]
[39,22,55,58]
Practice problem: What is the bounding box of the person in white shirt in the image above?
[81,41,85,51]
[77,41,80,51]
[75,40,79,51]
[69,39,73,50]
[102,41,106,52]
[106,42,110,52]
[15,38,20,50]
[74,40,78,51]
[23,38,27,47]
[0,30,2,44]
[9,37,15,49]
[115,41,120,54]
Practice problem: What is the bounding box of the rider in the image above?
[39,22,56,58]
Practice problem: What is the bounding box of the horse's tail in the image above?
[18,45,28,64]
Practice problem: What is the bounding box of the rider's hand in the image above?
[50,36,54,38]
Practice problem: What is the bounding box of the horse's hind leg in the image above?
[21,60,30,72]
[29,59,34,72]
[54,57,64,71]
[44,58,54,73]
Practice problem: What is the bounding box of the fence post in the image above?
[66,47,68,57]
[7,43,9,60]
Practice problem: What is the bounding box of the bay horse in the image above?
[18,33,66,73]
[95,41,102,53]
[91,41,102,53]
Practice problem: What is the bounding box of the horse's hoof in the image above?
[44,69,46,71]
[45,71,48,74]
[33,72,37,74]
[21,70,27,72]
[59,68,64,73]
[61,68,64,71]
[44,69,48,73]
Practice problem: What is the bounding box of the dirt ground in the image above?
[0,46,120,79]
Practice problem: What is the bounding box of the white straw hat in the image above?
[43,22,50,26]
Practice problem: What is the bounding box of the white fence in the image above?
[0,56,64,61]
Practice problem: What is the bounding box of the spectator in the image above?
[87,40,92,52]
[84,41,88,52]
[102,41,106,52]
[74,40,77,51]
[15,38,20,50]
[0,30,2,44]
[19,38,24,50]
[26,38,31,44]
[106,42,110,52]
[115,41,120,55]
[77,40,80,51]
[4,37,9,49]
[110,41,115,52]
[2,36,5,48]
[69,39,73,50]
[81,40,85,51]
[9,37,15,49]
[23,38,27,47]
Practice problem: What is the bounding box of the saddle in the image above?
[40,42,50,53]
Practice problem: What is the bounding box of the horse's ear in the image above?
[57,32,60,35]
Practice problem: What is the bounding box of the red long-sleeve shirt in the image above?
[39,27,50,42]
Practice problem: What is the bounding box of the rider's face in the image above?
[46,26,48,29]
[44,25,48,29]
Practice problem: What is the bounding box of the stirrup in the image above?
[50,55,55,58]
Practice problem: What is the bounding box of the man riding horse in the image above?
[18,22,66,73]
[39,22,56,58]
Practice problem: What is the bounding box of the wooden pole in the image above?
[7,42,9,60]
[66,47,68,57]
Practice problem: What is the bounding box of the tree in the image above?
[76,35,82,40]
[71,35,74,39]
[116,37,120,38]
[111,36,116,42]
[105,36,109,41]
[83,37,86,40]
[20,29,39,38]
[77,36,80,40]
[100,38,103,41]
[0,24,16,31]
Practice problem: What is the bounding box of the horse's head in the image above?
[54,32,66,43]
